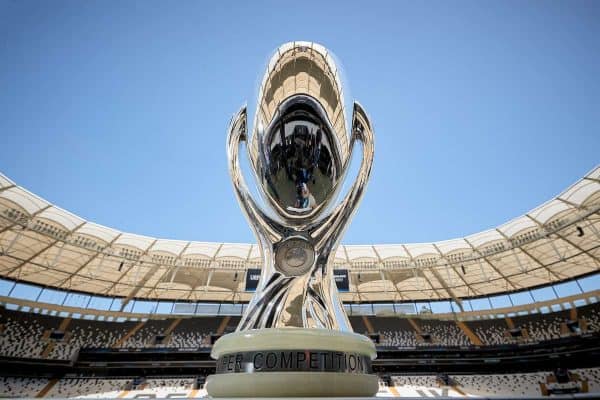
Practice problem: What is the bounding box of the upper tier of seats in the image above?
[368,303,600,347]
[1,302,598,360]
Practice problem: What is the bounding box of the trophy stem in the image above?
[235,251,353,331]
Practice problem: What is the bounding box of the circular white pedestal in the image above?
[206,328,378,398]
[207,371,378,397]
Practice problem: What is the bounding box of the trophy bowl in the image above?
[206,41,377,397]
[255,93,345,222]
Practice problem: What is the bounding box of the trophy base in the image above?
[206,371,378,397]
[205,328,378,398]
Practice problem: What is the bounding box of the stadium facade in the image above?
[0,165,598,308]
[0,166,599,398]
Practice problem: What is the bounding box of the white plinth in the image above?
[206,328,378,398]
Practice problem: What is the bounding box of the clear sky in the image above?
[1,0,599,246]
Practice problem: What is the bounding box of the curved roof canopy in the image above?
[0,166,599,306]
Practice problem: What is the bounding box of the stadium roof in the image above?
[0,166,599,307]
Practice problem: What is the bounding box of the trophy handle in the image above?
[312,101,375,251]
[226,106,283,243]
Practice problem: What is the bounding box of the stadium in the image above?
[1,164,599,397]
[2,3,600,399]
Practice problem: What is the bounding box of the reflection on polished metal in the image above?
[229,44,374,331]
[207,41,377,397]
[215,350,372,374]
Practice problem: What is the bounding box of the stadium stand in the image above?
[0,308,62,358]
[378,368,600,397]
[513,309,571,342]
[0,316,47,358]
[2,369,600,398]
[419,320,471,346]
[0,163,598,396]
[134,377,195,397]
[579,303,600,332]
[458,304,600,347]
[0,377,48,398]
[0,377,206,398]
[348,316,369,336]
[391,374,439,388]
[2,302,600,360]
[465,318,517,346]
[118,318,173,348]
[576,368,600,392]
[451,372,547,397]
[44,378,129,398]
[380,329,418,347]
[167,327,210,348]
[144,377,194,389]
[0,308,232,359]
[372,317,418,347]
[48,318,137,359]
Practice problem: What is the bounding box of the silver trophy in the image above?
[207,42,377,397]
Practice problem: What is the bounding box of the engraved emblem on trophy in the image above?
[206,42,377,397]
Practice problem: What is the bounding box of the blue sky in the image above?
[1,0,599,245]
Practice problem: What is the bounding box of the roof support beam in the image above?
[463,238,518,291]
[477,257,489,282]
[52,234,123,288]
[1,226,25,255]
[0,204,53,251]
[3,240,59,276]
[121,265,160,305]
[511,248,528,274]
[244,245,253,264]
[0,222,20,236]
[342,245,351,266]
[447,262,473,294]
[372,245,405,301]
[585,219,600,241]
[229,245,255,301]
[432,244,465,311]
[401,244,446,299]
[521,246,564,280]
[378,269,390,296]
[204,269,214,292]
[195,243,226,296]
[47,242,66,269]
[551,229,600,266]
[115,240,158,310]
[431,245,473,292]
[3,220,87,279]
[525,214,600,267]
[102,239,158,298]
[380,269,404,301]
[495,228,563,281]
[556,197,586,210]
[147,242,191,298]
[30,223,110,289]
[103,262,136,297]
[0,184,17,193]
[411,266,421,291]
[428,266,464,311]
[212,243,224,261]
[419,270,447,300]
